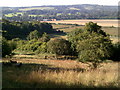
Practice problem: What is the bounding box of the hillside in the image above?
[2,4,118,21]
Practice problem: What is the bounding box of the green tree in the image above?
[47,39,71,55]
[76,32,113,68]
[67,22,113,69]
[67,29,83,55]
[84,22,107,36]
[27,30,41,40]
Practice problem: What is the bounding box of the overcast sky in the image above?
[0,0,119,7]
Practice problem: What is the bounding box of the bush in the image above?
[2,37,12,57]
[8,40,17,50]
[47,39,72,55]
[15,39,48,54]
[27,30,41,40]
[111,42,120,61]
[35,42,47,54]
[39,32,50,42]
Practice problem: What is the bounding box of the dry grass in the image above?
[27,69,118,87]
[42,19,118,27]
[2,57,119,88]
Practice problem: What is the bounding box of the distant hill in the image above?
[2,4,118,21]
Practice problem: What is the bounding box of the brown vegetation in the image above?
[2,57,119,88]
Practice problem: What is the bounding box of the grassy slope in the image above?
[2,57,119,88]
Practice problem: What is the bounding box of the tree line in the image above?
[2,19,63,40]
[3,4,118,21]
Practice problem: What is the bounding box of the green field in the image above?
[5,12,23,17]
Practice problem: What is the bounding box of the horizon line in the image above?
[1,4,118,7]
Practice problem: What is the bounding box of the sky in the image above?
[0,0,119,7]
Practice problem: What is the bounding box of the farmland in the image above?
[19,7,55,11]
[45,19,118,27]
[49,20,119,43]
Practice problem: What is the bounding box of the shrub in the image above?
[39,32,50,42]
[47,39,72,55]
[35,42,47,54]
[27,30,41,40]
[8,40,17,50]
[15,39,48,54]
[111,42,120,61]
[2,37,12,57]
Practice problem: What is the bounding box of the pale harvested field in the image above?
[42,19,118,27]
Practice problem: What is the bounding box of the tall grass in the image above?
[22,68,118,88]
[2,58,119,88]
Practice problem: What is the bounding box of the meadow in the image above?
[2,56,119,88]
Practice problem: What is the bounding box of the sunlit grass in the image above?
[2,57,119,88]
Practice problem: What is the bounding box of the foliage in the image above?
[84,22,107,36]
[76,32,113,68]
[67,29,83,55]
[27,30,41,40]
[2,19,56,40]
[8,39,18,50]
[35,42,47,54]
[111,42,120,61]
[67,22,113,68]
[2,37,13,57]
[15,39,48,54]
[39,32,50,42]
[15,40,27,51]
[47,39,72,55]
